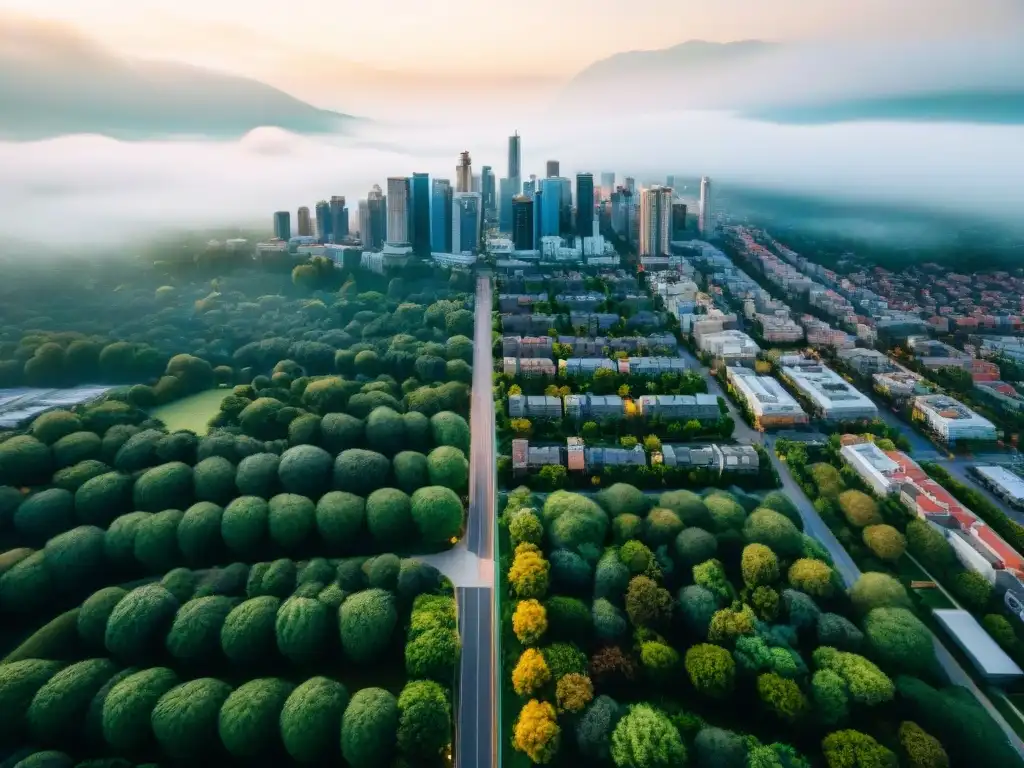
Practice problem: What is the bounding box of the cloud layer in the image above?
[1,112,1021,247]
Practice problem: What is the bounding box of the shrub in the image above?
[678,585,719,638]
[397,680,451,761]
[783,589,820,630]
[176,502,224,566]
[592,598,627,643]
[0,435,52,486]
[151,678,234,761]
[277,445,333,499]
[78,587,128,648]
[685,644,735,698]
[221,496,269,558]
[597,483,648,517]
[365,488,414,548]
[52,432,102,470]
[657,490,710,528]
[267,493,316,552]
[837,490,882,528]
[576,696,621,761]
[14,489,75,542]
[132,462,193,512]
[333,449,391,496]
[238,398,287,440]
[788,558,835,598]
[27,658,119,744]
[625,575,673,628]
[589,646,636,689]
[365,407,407,456]
[545,596,592,643]
[429,411,470,454]
[410,486,463,545]
[549,549,592,594]
[287,414,321,447]
[982,613,1018,652]
[133,509,185,573]
[75,473,134,527]
[821,730,897,768]
[510,508,544,547]
[612,513,644,544]
[392,451,429,493]
[341,687,399,768]
[693,559,733,603]
[509,546,550,599]
[275,597,330,665]
[339,588,398,664]
[319,413,365,453]
[53,459,110,493]
[541,643,586,684]
[43,525,106,593]
[220,596,281,665]
[693,727,748,768]
[426,446,468,492]
[950,570,994,612]
[757,672,807,723]
[708,604,756,645]
[155,432,199,465]
[640,641,679,677]
[104,584,179,663]
[741,543,779,588]
[253,558,297,598]
[101,667,181,752]
[862,524,907,563]
[12,751,74,767]
[705,493,748,532]
[897,721,949,768]
[31,411,83,445]
[160,567,197,603]
[218,678,294,759]
[279,676,348,763]
[0,551,53,613]
[644,507,684,548]
[849,572,912,614]
[610,704,686,768]
[511,649,549,697]
[594,550,630,602]
[0,660,66,742]
[813,647,894,706]
[811,669,849,726]
[113,430,165,473]
[556,672,593,714]
[905,519,957,571]
[513,699,561,764]
[863,607,935,675]
[315,491,365,550]
[513,599,548,645]
[100,512,149,569]
[165,596,236,663]
[743,508,803,558]
[234,453,280,498]
[817,612,864,652]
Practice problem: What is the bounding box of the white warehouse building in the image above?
[913,395,997,444]
[779,360,878,422]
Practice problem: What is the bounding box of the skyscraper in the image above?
[539,178,563,238]
[508,131,521,180]
[639,186,673,257]
[699,176,713,235]
[481,166,496,222]
[330,196,348,242]
[456,152,472,193]
[557,177,572,234]
[610,186,634,242]
[452,192,481,254]
[498,177,513,233]
[575,173,594,239]
[533,189,543,248]
[273,211,291,241]
[431,179,453,254]
[546,160,559,178]
[386,177,411,244]
[666,175,676,190]
[672,203,688,240]
[315,201,331,242]
[511,196,534,251]
[522,179,536,197]
[625,177,636,195]
[600,172,615,197]
[410,173,431,254]
[364,185,387,249]
[358,200,370,245]
[296,206,312,237]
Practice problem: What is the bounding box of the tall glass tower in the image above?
[539,178,563,238]
[431,179,453,254]
[411,173,431,254]
[315,201,331,243]
[273,211,291,240]
[575,173,594,238]
[452,192,481,254]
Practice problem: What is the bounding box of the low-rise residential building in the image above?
[661,444,718,470]
[698,330,760,365]
[569,312,619,332]
[623,357,688,376]
[566,437,586,471]
[913,394,997,443]
[972,466,1024,510]
[556,292,605,311]
[779,358,878,422]
[498,293,548,313]
[907,336,972,369]
[974,381,1024,413]
[626,311,664,330]
[508,394,562,420]
[837,348,896,376]
[636,394,720,422]
[563,394,624,421]
[726,366,809,429]
[717,444,761,474]
[755,313,804,343]
[560,358,617,377]
[840,440,908,496]
[501,336,554,358]
[503,357,556,377]
[501,313,556,334]
[872,368,929,399]
[585,445,648,468]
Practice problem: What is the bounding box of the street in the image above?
[455,275,497,768]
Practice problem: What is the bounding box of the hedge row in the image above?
[0,659,451,767]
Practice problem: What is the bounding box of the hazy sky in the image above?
[3,0,1023,78]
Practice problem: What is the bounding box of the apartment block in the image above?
[636,394,720,422]
[778,358,878,422]
[501,313,556,334]
[698,330,761,365]
[913,395,997,443]
[560,358,617,377]
[569,312,620,332]
[501,336,554,358]
[498,293,547,313]
[623,357,689,376]
[502,357,556,377]
[508,394,562,420]
[563,394,624,421]
[872,368,929,399]
[726,366,808,429]
[755,313,804,343]
[837,348,896,376]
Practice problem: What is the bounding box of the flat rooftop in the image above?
[974,465,1024,501]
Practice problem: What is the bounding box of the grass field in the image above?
[148,388,227,434]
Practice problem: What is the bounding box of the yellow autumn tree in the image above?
[555,672,594,714]
[708,603,757,645]
[863,524,907,563]
[788,558,836,598]
[512,599,548,645]
[513,699,561,764]
[512,648,551,696]
[508,547,550,599]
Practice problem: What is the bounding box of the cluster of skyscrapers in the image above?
[271,131,715,259]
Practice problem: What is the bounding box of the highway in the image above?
[455,274,497,768]
[675,343,1024,756]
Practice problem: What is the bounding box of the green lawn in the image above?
[148,388,227,434]
[896,557,956,610]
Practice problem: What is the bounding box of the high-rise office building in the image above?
[699,176,713,235]
[296,206,312,237]
[365,185,387,249]
[471,174,481,194]
[639,185,673,256]
[273,211,291,241]
[481,166,496,222]
[522,179,536,197]
[431,179,453,254]
[625,177,636,195]
[456,152,472,193]
[533,189,543,248]
[498,178,513,233]
[508,131,521,180]
[557,177,572,234]
[672,202,688,240]
[546,160,559,178]
[511,195,534,251]
[330,195,348,242]
[358,200,370,245]
[410,173,430,254]
[315,201,331,242]
[575,172,594,239]
[610,186,634,242]
[666,175,676,190]
[452,192,481,254]
[386,177,411,244]
[539,177,563,238]
[600,172,615,198]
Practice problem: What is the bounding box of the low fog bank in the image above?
[0,111,1021,249]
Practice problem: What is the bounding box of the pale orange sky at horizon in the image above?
[3,0,1022,79]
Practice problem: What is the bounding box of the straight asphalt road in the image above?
[455,275,497,768]
[675,343,1024,756]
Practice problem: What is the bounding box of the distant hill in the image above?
[0,16,353,140]
[745,91,1024,125]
